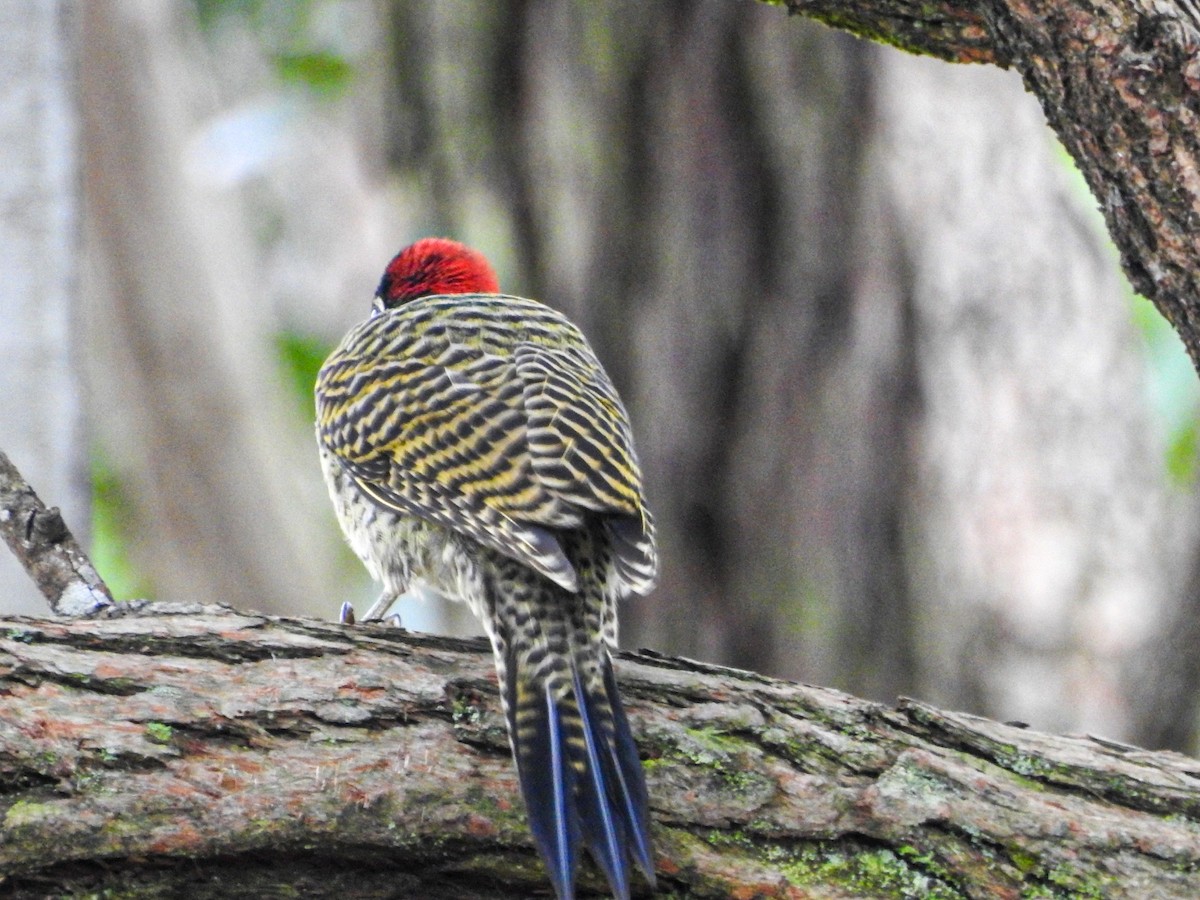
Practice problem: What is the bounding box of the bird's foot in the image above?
[338,596,402,628]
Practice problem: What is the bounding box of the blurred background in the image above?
[5,0,1200,753]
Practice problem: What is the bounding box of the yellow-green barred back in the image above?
[316,292,656,594]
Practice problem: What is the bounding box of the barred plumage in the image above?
[315,238,657,899]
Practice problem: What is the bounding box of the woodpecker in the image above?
[315,238,657,899]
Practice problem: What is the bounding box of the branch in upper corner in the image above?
[0,449,112,616]
[779,0,1004,65]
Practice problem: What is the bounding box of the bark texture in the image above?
[0,606,1197,898]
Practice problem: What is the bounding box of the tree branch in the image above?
[776,0,1200,369]
[781,0,1002,63]
[0,450,111,617]
[0,606,1196,897]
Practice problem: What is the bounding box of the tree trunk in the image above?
[79,0,338,616]
[385,1,919,696]
[0,605,1197,898]
[873,53,1179,740]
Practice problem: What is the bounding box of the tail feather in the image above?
[602,656,656,884]
[571,664,630,900]
[507,652,580,899]
[506,644,654,900]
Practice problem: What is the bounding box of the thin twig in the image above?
[0,449,113,616]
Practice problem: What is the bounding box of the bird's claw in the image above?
[337,600,402,628]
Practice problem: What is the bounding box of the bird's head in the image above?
[373,237,500,313]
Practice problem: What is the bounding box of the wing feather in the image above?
[316,295,657,593]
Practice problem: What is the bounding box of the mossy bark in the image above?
[0,604,1197,897]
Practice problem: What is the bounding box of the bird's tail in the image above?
[502,636,654,900]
